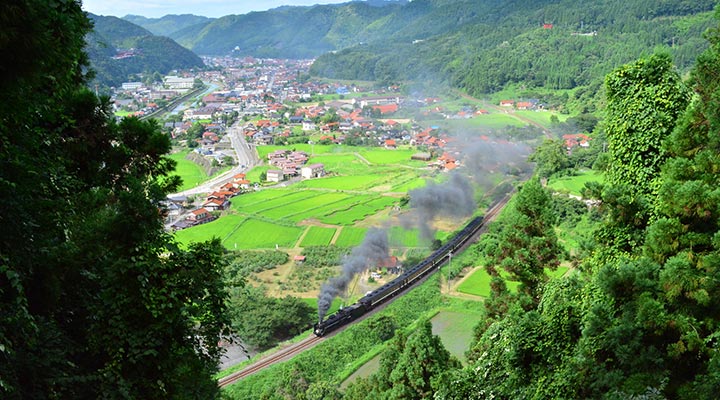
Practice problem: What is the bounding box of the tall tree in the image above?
[603,51,689,202]
[482,179,562,307]
[593,52,690,259]
[0,1,229,398]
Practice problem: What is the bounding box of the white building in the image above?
[301,163,325,179]
[267,169,284,182]
[121,81,143,91]
[164,76,195,90]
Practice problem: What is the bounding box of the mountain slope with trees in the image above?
[123,14,214,37]
[86,14,204,87]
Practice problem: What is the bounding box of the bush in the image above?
[224,250,288,279]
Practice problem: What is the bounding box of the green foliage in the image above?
[311,1,716,98]
[224,250,289,279]
[227,286,314,349]
[0,3,228,397]
[529,138,571,178]
[604,52,690,198]
[301,246,349,268]
[440,12,720,400]
[86,14,204,87]
[482,179,562,304]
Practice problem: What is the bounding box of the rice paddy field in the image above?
[299,226,337,247]
[456,266,570,297]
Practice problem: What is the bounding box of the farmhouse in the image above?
[186,208,213,225]
[301,163,325,179]
[267,169,284,182]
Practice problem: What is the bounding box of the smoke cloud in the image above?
[317,227,389,321]
[406,172,476,241]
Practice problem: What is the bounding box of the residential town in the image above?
[111,56,582,231]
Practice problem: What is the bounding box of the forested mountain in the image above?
[310,0,717,98]
[86,14,204,87]
[123,14,214,37]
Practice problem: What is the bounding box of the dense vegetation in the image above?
[86,14,204,87]
[436,13,720,399]
[1,1,228,398]
[310,0,716,100]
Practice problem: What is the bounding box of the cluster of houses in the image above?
[264,149,325,182]
[169,173,252,230]
[499,99,543,110]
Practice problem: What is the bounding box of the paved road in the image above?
[171,121,261,197]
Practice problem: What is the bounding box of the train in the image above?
[313,215,485,336]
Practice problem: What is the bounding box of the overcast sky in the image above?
[82,0,353,18]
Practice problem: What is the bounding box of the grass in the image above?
[334,227,368,247]
[514,110,568,127]
[167,150,208,191]
[547,169,604,196]
[300,226,337,247]
[173,214,247,247]
[457,266,570,297]
[426,113,526,131]
[320,196,398,226]
[224,219,304,249]
[358,149,427,166]
[296,175,385,191]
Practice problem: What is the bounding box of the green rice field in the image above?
[299,226,337,247]
[334,227,368,247]
[224,219,303,249]
[173,215,303,250]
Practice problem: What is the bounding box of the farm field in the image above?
[456,266,570,297]
[224,219,304,249]
[514,110,568,127]
[431,311,484,364]
[547,169,604,196]
[299,226,337,247]
[334,227,368,247]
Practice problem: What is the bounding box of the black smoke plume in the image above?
[317,228,389,322]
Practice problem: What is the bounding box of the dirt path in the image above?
[330,226,343,245]
[294,226,311,248]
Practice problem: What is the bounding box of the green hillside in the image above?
[123,14,214,37]
[86,14,204,87]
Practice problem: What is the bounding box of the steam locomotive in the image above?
[313,215,485,336]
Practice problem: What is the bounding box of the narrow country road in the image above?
[171,121,261,197]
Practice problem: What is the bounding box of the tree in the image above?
[0,2,230,398]
[483,179,562,305]
[388,320,460,399]
[604,52,689,200]
[528,138,570,179]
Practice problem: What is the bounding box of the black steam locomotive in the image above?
[313,215,485,336]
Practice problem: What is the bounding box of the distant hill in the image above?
[168,0,410,57]
[86,14,204,87]
[308,0,717,99]
[123,14,214,37]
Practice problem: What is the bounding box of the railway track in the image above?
[217,195,511,388]
[218,335,324,388]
